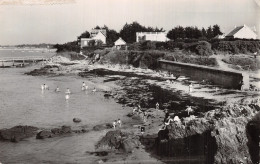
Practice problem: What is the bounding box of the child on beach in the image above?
[156,102,159,110]
[189,83,193,93]
[66,88,71,94]
[164,116,173,126]
[41,84,44,90]
[117,119,122,127]
[113,120,117,129]
[185,106,193,116]
[82,82,86,90]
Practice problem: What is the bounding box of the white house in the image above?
[114,37,126,49]
[80,29,107,48]
[136,32,170,42]
[225,25,257,39]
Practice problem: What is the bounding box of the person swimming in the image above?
[65,94,70,100]
[43,84,49,90]
[66,88,71,94]
[41,84,44,90]
[85,85,88,90]
[55,86,60,92]
[92,87,96,93]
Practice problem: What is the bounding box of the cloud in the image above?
[0,0,75,5]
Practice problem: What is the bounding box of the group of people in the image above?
[112,119,122,129]
[41,82,96,100]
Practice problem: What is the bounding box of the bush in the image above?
[54,41,80,53]
[222,56,260,71]
[184,41,213,56]
[164,53,217,67]
[212,40,260,54]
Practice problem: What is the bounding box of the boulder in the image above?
[0,125,38,142]
[61,125,72,133]
[36,130,53,139]
[122,137,140,153]
[96,130,140,153]
[93,123,113,131]
[73,118,82,123]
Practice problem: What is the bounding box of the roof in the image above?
[226,26,244,37]
[114,37,126,46]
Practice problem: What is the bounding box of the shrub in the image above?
[222,56,260,71]
[184,41,213,56]
[212,40,260,54]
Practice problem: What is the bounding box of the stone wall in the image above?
[159,60,249,90]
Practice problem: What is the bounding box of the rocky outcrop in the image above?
[36,125,87,140]
[152,102,260,164]
[0,125,38,142]
[96,130,140,153]
[93,123,113,131]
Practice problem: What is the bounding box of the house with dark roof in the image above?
[225,25,257,39]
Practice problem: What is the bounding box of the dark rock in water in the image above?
[0,125,38,142]
[93,123,113,131]
[87,151,109,156]
[36,130,53,139]
[61,125,72,133]
[96,130,140,153]
[73,118,82,123]
[51,128,62,135]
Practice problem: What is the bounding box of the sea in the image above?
[0,48,128,163]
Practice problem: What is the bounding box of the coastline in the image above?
[1,54,260,164]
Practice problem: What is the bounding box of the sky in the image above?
[0,0,259,45]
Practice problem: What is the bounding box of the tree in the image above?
[94,26,101,29]
[201,28,207,37]
[77,31,90,40]
[102,25,120,46]
[120,22,147,43]
[212,24,223,37]
[167,26,186,40]
[206,26,213,39]
[119,21,164,43]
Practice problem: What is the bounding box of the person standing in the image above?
[156,102,159,110]
[113,120,117,129]
[82,82,86,90]
[117,119,122,127]
[189,83,193,93]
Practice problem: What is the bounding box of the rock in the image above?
[73,118,82,123]
[93,123,113,131]
[0,125,38,142]
[36,130,53,139]
[122,138,140,153]
[51,128,62,135]
[61,125,72,133]
[96,130,140,153]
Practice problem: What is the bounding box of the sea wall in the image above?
[159,60,249,90]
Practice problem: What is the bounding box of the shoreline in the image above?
[2,55,260,164]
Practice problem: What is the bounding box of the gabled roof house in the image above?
[225,25,257,39]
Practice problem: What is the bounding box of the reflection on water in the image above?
[0,65,129,163]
